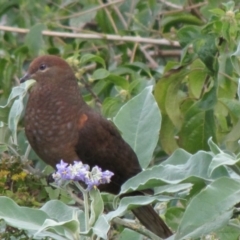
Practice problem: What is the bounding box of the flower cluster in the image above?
[52,160,114,190]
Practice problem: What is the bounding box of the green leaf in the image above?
[209,8,226,16]
[222,1,235,11]
[231,41,240,76]
[177,26,200,47]
[178,106,216,153]
[40,200,80,223]
[219,98,240,119]
[154,66,189,129]
[0,0,18,17]
[92,68,110,80]
[102,97,123,118]
[162,13,203,33]
[80,54,106,69]
[193,34,218,73]
[92,215,110,240]
[208,137,222,154]
[69,6,96,29]
[107,74,129,90]
[89,189,104,226]
[175,177,240,239]
[159,115,179,154]
[25,23,45,56]
[37,200,81,238]
[0,80,36,144]
[154,183,193,195]
[188,59,208,98]
[114,86,161,168]
[215,220,240,240]
[8,98,24,145]
[124,62,151,77]
[208,151,238,176]
[120,149,228,195]
[165,207,184,231]
[198,86,217,110]
[0,196,48,230]
[118,229,142,240]
[106,195,173,221]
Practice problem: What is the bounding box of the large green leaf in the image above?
[114,86,161,168]
[0,196,48,230]
[120,149,228,195]
[175,177,240,239]
[106,195,173,221]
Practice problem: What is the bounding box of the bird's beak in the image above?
[20,72,31,83]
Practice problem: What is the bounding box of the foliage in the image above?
[1,0,240,239]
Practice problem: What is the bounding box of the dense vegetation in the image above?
[1,0,240,239]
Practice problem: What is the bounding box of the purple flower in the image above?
[101,170,114,184]
[53,160,114,190]
[56,160,70,180]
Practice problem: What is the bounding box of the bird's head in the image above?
[20,55,75,85]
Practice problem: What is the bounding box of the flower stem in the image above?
[75,182,90,232]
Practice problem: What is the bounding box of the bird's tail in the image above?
[132,205,172,239]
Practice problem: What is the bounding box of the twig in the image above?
[55,0,124,20]
[112,217,163,240]
[157,49,182,57]
[97,0,118,34]
[126,1,137,28]
[159,0,182,9]
[80,77,102,106]
[66,185,85,206]
[139,45,159,68]
[130,43,138,63]
[109,3,159,68]
[109,0,128,28]
[160,1,208,16]
[82,63,97,72]
[188,0,205,22]
[0,25,180,46]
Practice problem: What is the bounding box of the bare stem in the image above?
[112,217,163,240]
[75,182,90,233]
[0,25,180,46]
[55,0,124,20]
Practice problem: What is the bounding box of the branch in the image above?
[160,1,208,16]
[0,25,180,47]
[55,0,124,20]
[112,217,163,240]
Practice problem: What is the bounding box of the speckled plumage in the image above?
[20,55,172,238]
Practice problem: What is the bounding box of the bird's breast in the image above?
[24,88,81,165]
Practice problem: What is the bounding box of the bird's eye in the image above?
[39,64,47,71]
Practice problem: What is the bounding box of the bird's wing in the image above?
[75,110,142,194]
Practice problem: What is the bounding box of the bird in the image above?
[20,55,172,238]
